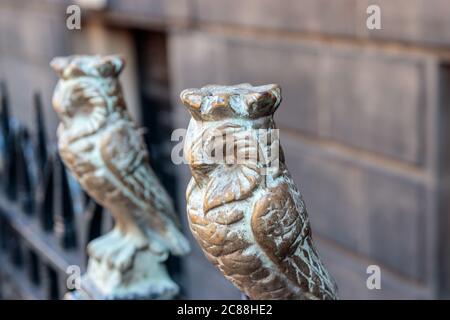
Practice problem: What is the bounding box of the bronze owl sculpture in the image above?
[181,83,338,300]
[51,55,190,298]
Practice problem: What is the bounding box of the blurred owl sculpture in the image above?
[51,55,190,299]
[181,83,338,300]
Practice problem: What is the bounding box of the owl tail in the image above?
[167,229,191,256]
[150,221,191,256]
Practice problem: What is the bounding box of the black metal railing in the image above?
[0,81,110,299]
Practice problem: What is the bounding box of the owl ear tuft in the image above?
[180,90,202,109]
[244,84,281,118]
[50,57,71,78]
[93,55,125,78]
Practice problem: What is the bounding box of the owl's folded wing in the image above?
[251,181,337,299]
[99,121,190,255]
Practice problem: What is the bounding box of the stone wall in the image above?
[1,0,450,299]
[166,1,450,299]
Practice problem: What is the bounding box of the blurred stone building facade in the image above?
[1,0,450,299]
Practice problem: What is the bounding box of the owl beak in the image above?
[190,170,207,188]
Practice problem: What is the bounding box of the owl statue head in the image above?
[50,55,125,136]
[180,83,281,122]
[180,83,284,211]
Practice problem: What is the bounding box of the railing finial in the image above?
[38,155,54,232]
[0,80,10,138]
[16,127,34,215]
[33,91,48,175]
[56,155,77,249]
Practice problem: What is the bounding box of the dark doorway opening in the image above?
[133,29,183,293]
